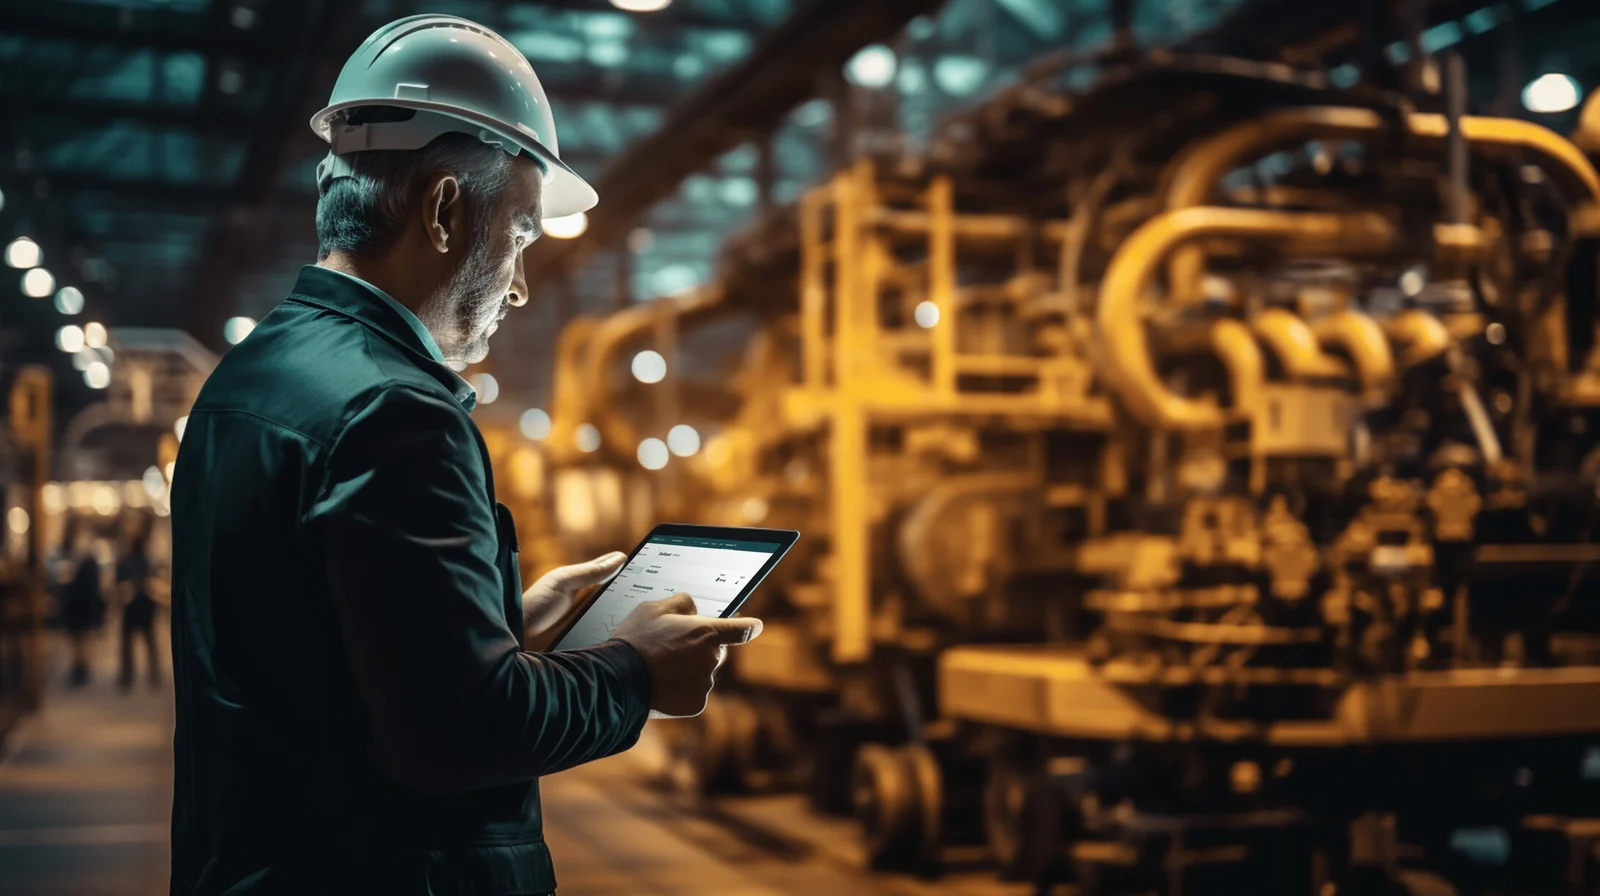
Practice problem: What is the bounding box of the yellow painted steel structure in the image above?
[6,367,53,713]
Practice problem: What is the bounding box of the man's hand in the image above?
[521,552,627,646]
[612,593,763,718]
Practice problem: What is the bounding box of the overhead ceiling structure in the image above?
[1,0,1596,430]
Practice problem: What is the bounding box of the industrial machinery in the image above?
[541,40,1600,896]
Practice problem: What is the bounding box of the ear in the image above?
[423,172,465,254]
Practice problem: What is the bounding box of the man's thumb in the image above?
[709,616,764,645]
[547,552,626,589]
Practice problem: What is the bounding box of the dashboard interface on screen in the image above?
[553,533,780,652]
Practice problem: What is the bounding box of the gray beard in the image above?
[429,237,501,363]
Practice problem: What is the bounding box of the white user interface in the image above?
[553,534,778,651]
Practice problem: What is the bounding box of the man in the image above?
[169,15,761,895]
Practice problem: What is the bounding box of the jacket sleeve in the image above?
[305,384,651,795]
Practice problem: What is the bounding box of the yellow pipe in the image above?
[1209,319,1263,418]
[1097,207,1396,431]
[547,317,600,463]
[1253,309,1350,380]
[577,288,724,459]
[1385,310,1452,368]
[1312,311,1395,399]
[1163,107,1600,301]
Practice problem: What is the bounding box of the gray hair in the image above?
[315,108,512,260]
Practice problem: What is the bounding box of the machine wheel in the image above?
[852,743,943,871]
[853,744,919,869]
[664,693,740,794]
[985,753,1031,879]
[903,742,944,869]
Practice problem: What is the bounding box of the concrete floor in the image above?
[0,630,172,896]
[0,629,1006,896]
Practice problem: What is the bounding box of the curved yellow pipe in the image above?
[579,287,724,457]
[1311,310,1395,399]
[1209,319,1263,419]
[1097,207,1396,431]
[1162,107,1600,301]
[1385,310,1452,368]
[1253,309,1350,380]
[547,317,600,463]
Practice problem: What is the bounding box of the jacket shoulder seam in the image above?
[189,407,329,450]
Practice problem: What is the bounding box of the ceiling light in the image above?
[224,316,257,345]
[5,237,39,269]
[22,267,54,297]
[934,56,988,96]
[543,212,588,239]
[1523,73,1582,114]
[576,423,601,453]
[55,285,84,314]
[72,350,95,371]
[667,424,700,457]
[637,437,669,470]
[520,408,552,440]
[143,467,165,499]
[914,301,941,328]
[587,41,627,67]
[84,361,110,389]
[672,53,705,81]
[846,44,897,89]
[611,0,671,11]
[83,321,107,348]
[650,263,699,296]
[57,324,84,353]
[469,372,500,404]
[175,416,188,441]
[632,350,667,384]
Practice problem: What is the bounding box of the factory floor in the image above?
[0,627,1022,896]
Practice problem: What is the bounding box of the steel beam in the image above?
[525,0,946,285]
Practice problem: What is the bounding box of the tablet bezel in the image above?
[548,523,800,652]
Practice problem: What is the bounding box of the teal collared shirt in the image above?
[312,266,479,412]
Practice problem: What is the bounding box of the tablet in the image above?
[550,524,800,653]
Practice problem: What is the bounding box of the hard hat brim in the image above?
[311,99,599,219]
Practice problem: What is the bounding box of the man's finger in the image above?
[542,552,627,590]
[705,616,763,645]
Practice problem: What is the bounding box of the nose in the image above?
[508,245,529,308]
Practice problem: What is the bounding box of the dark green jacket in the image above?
[170,266,650,895]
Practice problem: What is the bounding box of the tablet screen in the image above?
[553,532,781,651]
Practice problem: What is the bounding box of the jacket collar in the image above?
[286,265,477,411]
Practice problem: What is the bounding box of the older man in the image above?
[168,16,760,895]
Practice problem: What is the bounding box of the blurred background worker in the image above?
[167,15,759,896]
[114,512,162,691]
[52,516,104,688]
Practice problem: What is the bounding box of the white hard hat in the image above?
[310,14,597,219]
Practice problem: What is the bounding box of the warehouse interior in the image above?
[7,0,1600,893]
